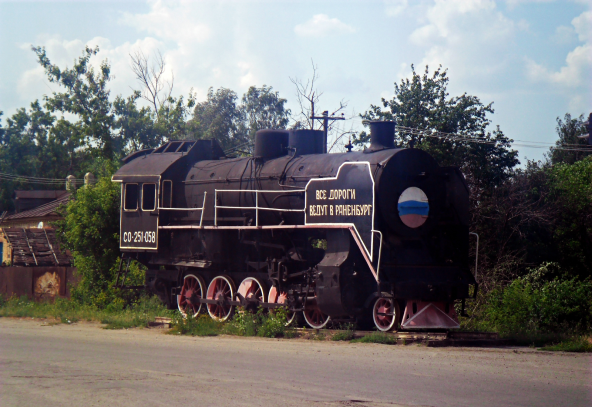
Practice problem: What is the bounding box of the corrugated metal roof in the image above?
[4,193,71,221]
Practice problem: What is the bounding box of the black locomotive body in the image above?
[112,121,476,330]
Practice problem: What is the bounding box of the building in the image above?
[0,192,70,265]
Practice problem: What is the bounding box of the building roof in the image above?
[2,227,71,266]
[14,190,69,199]
[4,193,71,221]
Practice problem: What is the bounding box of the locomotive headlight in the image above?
[397,187,429,228]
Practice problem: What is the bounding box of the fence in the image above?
[0,266,78,301]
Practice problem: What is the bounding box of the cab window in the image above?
[124,184,138,211]
[142,183,156,211]
[161,180,172,208]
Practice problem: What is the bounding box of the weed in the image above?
[351,332,397,345]
[331,323,356,341]
[168,315,222,336]
[540,336,592,352]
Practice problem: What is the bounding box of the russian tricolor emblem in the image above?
[398,187,429,228]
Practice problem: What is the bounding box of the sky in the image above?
[0,0,590,162]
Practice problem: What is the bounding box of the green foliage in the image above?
[358,65,518,189]
[331,323,356,341]
[549,113,588,165]
[190,85,291,151]
[547,157,592,278]
[541,336,592,352]
[242,85,291,141]
[0,295,171,329]
[168,314,222,336]
[480,267,592,336]
[191,87,248,150]
[351,332,397,345]
[55,173,144,308]
[224,307,289,338]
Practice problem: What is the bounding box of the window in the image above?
[161,180,172,208]
[142,183,156,211]
[124,184,139,211]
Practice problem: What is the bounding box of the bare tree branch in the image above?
[130,49,174,118]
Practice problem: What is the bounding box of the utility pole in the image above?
[311,110,345,153]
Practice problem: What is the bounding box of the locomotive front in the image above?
[112,120,476,331]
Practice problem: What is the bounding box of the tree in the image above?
[357,65,519,189]
[56,170,144,308]
[548,113,589,165]
[34,46,119,160]
[191,87,247,150]
[242,85,290,140]
[547,156,592,279]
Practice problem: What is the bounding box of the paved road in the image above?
[0,319,589,407]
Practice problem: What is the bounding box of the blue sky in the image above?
[0,0,590,161]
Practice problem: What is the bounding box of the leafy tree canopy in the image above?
[357,65,519,188]
[548,113,589,165]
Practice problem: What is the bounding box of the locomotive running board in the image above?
[159,224,379,281]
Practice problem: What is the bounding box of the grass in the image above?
[540,336,592,352]
[0,294,173,329]
[168,315,222,336]
[351,332,398,345]
[331,323,356,341]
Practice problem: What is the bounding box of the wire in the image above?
[395,126,592,153]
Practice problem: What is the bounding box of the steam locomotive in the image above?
[112,121,476,331]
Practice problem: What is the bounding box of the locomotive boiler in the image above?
[112,121,476,331]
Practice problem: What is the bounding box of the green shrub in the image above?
[223,307,288,338]
[168,314,222,336]
[541,336,592,352]
[484,275,592,335]
[331,323,356,341]
[351,332,397,345]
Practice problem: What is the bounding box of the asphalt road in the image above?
[0,319,589,407]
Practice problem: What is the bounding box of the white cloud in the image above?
[525,11,592,111]
[384,0,408,17]
[525,11,592,88]
[408,0,516,86]
[119,0,210,44]
[552,25,576,44]
[294,14,356,37]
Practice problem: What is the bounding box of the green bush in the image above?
[483,270,592,336]
[541,336,592,352]
[351,332,397,345]
[168,314,222,336]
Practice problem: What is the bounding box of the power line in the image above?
[395,125,592,153]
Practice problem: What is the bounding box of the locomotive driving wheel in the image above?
[303,297,330,329]
[177,274,206,318]
[237,277,267,311]
[372,297,400,332]
[268,286,298,326]
[206,275,236,321]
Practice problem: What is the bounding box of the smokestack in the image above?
[368,120,396,151]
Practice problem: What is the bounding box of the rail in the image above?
[214,189,305,226]
[158,192,207,227]
[371,229,383,281]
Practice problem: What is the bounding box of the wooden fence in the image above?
[0,266,78,301]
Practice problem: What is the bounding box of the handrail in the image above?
[371,229,383,281]
[214,189,306,227]
[469,232,479,281]
[158,192,207,227]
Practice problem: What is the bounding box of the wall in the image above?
[0,267,78,300]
